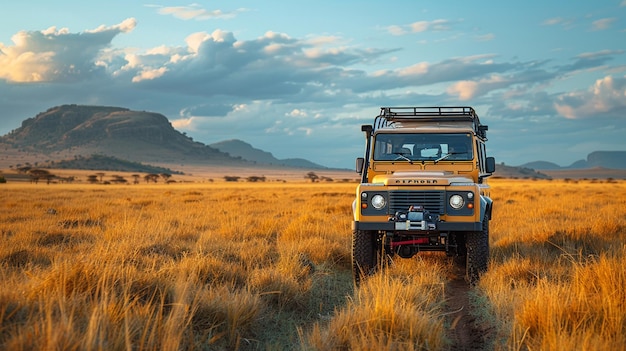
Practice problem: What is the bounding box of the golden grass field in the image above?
[0,178,624,350]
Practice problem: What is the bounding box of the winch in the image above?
[390,205,439,231]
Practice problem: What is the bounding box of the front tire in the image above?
[465,217,489,285]
[352,230,380,285]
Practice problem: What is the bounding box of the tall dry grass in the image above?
[307,256,448,350]
[0,178,624,350]
[483,179,626,350]
[0,182,355,350]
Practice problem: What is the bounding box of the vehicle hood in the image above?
[372,171,474,186]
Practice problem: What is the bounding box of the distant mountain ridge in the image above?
[518,161,562,170]
[493,164,551,179]
[518,151,626,170]
[0,104,235,165]
[0,104,332,170]
[209,139,328,169]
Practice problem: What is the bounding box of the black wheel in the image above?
[352,230,380,286]
[465,217,489,285]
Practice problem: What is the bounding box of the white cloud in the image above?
[410,19,451,32]
[171,117,195,130]
[132,67,168,82]
[287,109,308,118]
[298,127,313,136]
[446,75,509,100]
[555,75,626,119]
[447,81,478,100]
[185,32,212,53]
[577,49,623,60]
[41,26,70,36]
[0,18,136,83]
[87,18,136,34]
[543,17,565,26]
[304,35,341,46]
[155,4,249,21]
[386,19,452,35]
[386,25,406,36]
[397,62,429,76]
[475,33,495,42]
[211,29,236,43]
[541,16,575,29]
[591,18,616,31]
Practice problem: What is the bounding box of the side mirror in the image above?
[356,157,365,174]
[486,157,496,174]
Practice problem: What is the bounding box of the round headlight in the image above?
[371,194,386,209]
[449,194,464,209]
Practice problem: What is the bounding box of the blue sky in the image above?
[1,1,625,168]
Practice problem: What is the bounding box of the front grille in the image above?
[388,190,445,214]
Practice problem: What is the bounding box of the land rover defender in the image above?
[352,107,495,285]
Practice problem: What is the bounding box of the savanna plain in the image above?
[0,178,624,350]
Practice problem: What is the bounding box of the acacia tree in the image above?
[247,176,266,182]
[111,175,127,184]
[28,169,54,184]
[17,166,31,174]
[304,172,319,183]
[144,174,159,183]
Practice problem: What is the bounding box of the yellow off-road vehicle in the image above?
[353,107,495,285]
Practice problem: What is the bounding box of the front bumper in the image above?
[353,220,483,232]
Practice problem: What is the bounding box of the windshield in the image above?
[373,133,473,161]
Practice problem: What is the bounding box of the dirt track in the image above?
[445,265,493,350]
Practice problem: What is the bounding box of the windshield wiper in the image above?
[434,152,466,163]
[434,153,452,163]
[393,153,413,164]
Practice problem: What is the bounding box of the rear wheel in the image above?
[466,217,489,285]
[352,230,380,285]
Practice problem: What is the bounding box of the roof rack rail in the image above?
[373,106,488,139]
[381,106,476,119]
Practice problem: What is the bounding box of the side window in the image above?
[480,143,488,182]
[373,137,393,160]
[482,143,488,172]
[476,141,487,172]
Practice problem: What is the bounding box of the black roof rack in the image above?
[373,106,487,139]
